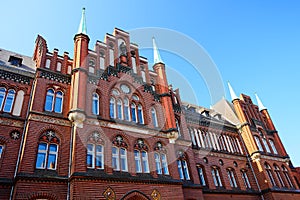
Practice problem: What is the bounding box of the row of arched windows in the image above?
[92,92,159,127]
[265,163,294,188]
[0,87,24,116]
[45,58,72,74]
[189,128,243,154]
[254,134,278,154]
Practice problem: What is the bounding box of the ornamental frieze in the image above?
[0,69,32,84]
[29,114,71,127]
[0,118,24,128]
[39,69,71,84]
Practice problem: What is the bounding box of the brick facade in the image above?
[0,12,299,199]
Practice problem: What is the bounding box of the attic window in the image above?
[8,56,22,66]
[201,110,210,117]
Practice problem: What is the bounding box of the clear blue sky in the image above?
[1,0,300,166]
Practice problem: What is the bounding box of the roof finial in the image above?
[227,81,239,101]
[77,8,87,35]
[255,93,267,111]
[152,37,163,64]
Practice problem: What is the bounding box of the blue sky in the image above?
[1,0,300,166]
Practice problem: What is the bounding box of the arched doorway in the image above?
[121,190,150,200]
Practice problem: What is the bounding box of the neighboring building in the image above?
[0,8,299,200]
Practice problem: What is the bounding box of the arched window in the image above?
[45,89,54,111]
[44,89,63,113]
[112,136,128,172]
[117,99,123,119]
[92,93,99,115]
[56,62,61,72]
[269,139,278,154]
[35,130,59,170]
[262,138,271,153]
[0,144,4,159]
[124,98,130,121]
[45,59,51,68]
[265,163,276,187]
[141,71,146,82]
[89,59,95,73]
[197,165,207,186]
[154,142,169,175]
[241,169,251,189]
[175,119,181,137]
[274,165,285,187]
[110,98,116,118]
[282,165,294,188]
[131,103,137,123]
[86,132,104,169]
[151,107,158,127]
[211,166,223,187]
[0,87,6,110]
[134,139,149,173]
[254,136,264,152]
[2,89,16,113]
[54,91,63,113]
[67,65,72,74]
[227,168,238,188]
[177,152,190,180]
[99,51,105,70]
[137,104,144,124]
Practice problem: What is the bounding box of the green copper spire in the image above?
[77,8,87,35]
[152,37,163,64]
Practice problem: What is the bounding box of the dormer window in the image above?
[8,56,22,66]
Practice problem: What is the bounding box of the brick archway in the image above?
[121,190,150,200]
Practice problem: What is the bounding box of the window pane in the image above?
[54,95,63,113]
[45,89,54,111]
[47,154,56,169]
[112,147,119,170]
[0,145,3,158]
[120,148,127,171]
[131,104,136,122]
[262,138,271,153]
[254,136,264,151]
[151,108,158,127]
[142,151,149,173]
[177,160,184,180]
[0,88,6,110]
[155,153,162,174]
[49,144,57,152]
[96,155,103,168]
[117,100,123,119]
[138,105,143,124]
[36,153,46,169]
[182,160,190,180]
[3,90,15,112]
[269,140,278,154]
[161,154,169,175]
[87,154,93,168]
[92,94,99,115]
[134,150,141,173]
[38,143,47,151]
[198,167,206,186]
[110,98,115,118]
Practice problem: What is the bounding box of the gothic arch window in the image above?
[124,98,130,121]
[35,130,60,170]
[175,118,181,137]
[110,97,116,119]
[254,135,264,152]
[56,62,61,72]
[282,165,294,188]
[86,132,104,169]
[45,59,51,68]
[131,102,137,123]
[117,99,123,119]
[241,169,251,189]
[227,168,238,188]
[0,88,16,113]
[197,165,207,186]
[151,107,158,127]
[44,88,63,113]
[92,92,99,115]
[211,166,223,187]
[154,142,169,175]
[274,164,285,187]
[134,139,149,173]
[89,59,96,73]
[137,104,144,124]
[99,50,105,70]
[0,144,4,159]
[265,163,276,187]
[109,42,114,66]
[112,135,128,172]
[177,151,190,180]
[269,139,278,154]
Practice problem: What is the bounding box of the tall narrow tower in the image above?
[152,38,176,133]
[68,8,90,127]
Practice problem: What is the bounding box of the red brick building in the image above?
[0,8,299,200]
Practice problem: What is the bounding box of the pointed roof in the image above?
[152,37,163,64]
[227,82,239,101]
[255,93,267,110]
[77,8,87,35]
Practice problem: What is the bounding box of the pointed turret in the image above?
[228,82,239,101]
[152,37,163,64]
[77,8,87,35]
[255,93,267,111]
